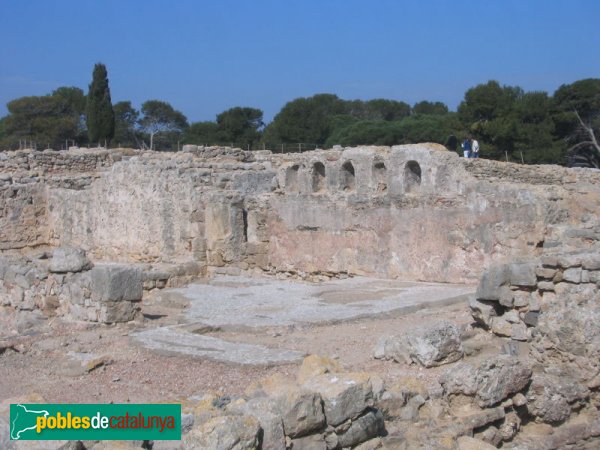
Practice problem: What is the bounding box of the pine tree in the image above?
[86,63,115,144]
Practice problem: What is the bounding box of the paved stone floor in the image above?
[134,275,475,365]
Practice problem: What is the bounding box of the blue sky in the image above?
[1,0,599,123]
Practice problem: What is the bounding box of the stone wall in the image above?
[0,148,121,173]
[1,144,599,283]
[265,145,598,282]
[0,247,204,328]
[470,250,600,385]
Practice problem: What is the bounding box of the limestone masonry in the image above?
[1,144,600,449]
[1,144,598,284]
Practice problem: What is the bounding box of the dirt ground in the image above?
[0,296,499,406]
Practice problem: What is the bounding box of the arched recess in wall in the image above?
[312,162,326,193]
[340,161,356,192]
[404,160,422,193]
[372,160,387,192]
[285,164,300,193]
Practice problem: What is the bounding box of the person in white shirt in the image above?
[471,139,479,158]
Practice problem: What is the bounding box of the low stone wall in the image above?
[463,250,600,448]
[0,148,122,174]
[470,251,600,345]
[0,247,204,329]
[0,249,142,326]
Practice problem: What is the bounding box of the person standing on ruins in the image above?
[461,137,472,158]
[471,138,479,158]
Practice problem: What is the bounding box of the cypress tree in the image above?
[86,63,115,144]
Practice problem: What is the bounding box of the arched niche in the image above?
[404,160,422,193]
[312,162,326,193]
[340,161,356,192]
[372,160,387,192]
[285,164,300,193]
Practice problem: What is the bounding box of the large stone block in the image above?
[90,265,142,303]
[275,388,325,438]
[303,373,373,427]
[475,264,509,301]
[374,321,463,367]
[404,321,464,367]
[526,373,589,423]
[228,397,285,450]
[49,247,92,273]
[475,356,532,407]
[336,409,385,448]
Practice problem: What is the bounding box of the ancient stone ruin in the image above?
[0,144,599,449]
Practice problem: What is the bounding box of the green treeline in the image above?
[0,64,599,167]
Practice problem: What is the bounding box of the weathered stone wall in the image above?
[0,247,203,328]
[1,144,599,283]
[265,145,599,282]
[0,148,120,173]
[0,148,122,250]
[45,151,276,266]
[0,181,47,250]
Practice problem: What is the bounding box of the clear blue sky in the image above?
[1,0,599,123]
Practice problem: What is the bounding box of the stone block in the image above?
[537,281,555,291]
[523,311,539,327]
[557,254,583,269]
[475,265,509,301]
[475,356,532,407]
[336,409,385,448]
[526,373,589,424]
[582,254,600,270]
[469,297,496,327]
[540,255,559,268]
[375,321,463,368]
[511,322,528,341]
[373,336,409,364]
[563,267,582,283]
[499,411,521,441]
[439,363,478,396]
[275,388,325,438]
[229,397,285,450]
[460,406,505,431]
[91,265,142,302]
[512,291,530,308]
[498,286,513,307]
[99,301,138,323]
[582,270,590,283]
[535,267,557,279]
[491,316,512,337]
[290,433,327,450]
[404,321,464,368]
[49,247,91,273]
[507,262,537,287]
[303,373,373,427]
[503,309,520,323]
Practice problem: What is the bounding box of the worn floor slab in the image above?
[133,275,475,365]
[133,327,305,365]
[179,275,474,328]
